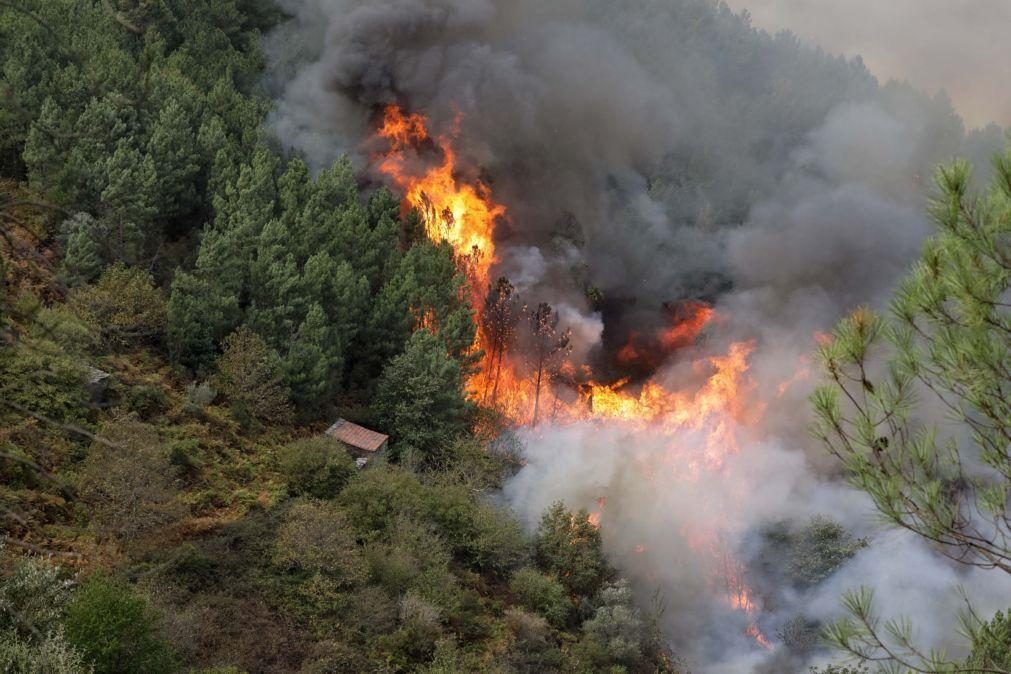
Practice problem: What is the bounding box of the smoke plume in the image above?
[263,0,1009,669]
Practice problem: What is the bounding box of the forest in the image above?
[0,1,1009,673]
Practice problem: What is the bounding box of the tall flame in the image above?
[377,105,502,302]
[374,105,770,648]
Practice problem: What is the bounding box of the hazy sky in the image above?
[725,0,1011,128]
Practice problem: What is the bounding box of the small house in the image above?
[325,418,389,468]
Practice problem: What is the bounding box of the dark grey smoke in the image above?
[263,1,1009,670]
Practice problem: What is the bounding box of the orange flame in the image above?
[377,105,502,302]
[373,105,771,650]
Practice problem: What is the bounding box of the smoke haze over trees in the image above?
[723,0,1011,128]
[1,0,1009,672]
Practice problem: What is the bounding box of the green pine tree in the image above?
[815,149,1011,671]
[374,330,469,463]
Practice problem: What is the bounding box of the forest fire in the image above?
[374,105,756,431]
[376,105,503,303]
[374,104,770,648]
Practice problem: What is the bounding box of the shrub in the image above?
[63,575,176,674]
[572,580,646,671]
[373,591,443,670]
[364,516,460,614]
[509,568,571,629]
[338,466,427,539]
[69,264,167,349]
[340,586,399,638]
[785,517,866,588]
[300,639,387,674]
[77,418,185,545]
[582,580,644,659]
[273,499,367,587]
[123,384,168,419]
[278,437,356,499]
[534,501,608,597]
[464,501,531,576]
[214,326,292,426]
[503,608,563,672]
[0,555,74,637]
[0,630,91,674]
[183,381,217,416]
[0,340,88,424]
[167,438,204,476]
[777,615,823,655]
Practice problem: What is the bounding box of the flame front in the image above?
[373,105,770,648]
[377,105,502,303]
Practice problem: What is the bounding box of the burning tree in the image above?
[481,276,519,404]
[525,303,572,425]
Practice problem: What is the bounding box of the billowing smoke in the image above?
[263,0,1009,669]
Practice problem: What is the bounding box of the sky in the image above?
[725,0,1011,128]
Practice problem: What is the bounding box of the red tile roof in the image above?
[325,419,389,453]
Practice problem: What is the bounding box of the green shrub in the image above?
[167,544,216,591]
[214,326,292,427]
[789,517,866,587]
[509,568,571,628]
[273,500,367,587]
[63,575,176,674]
[183,381,217,417]
[572,580,646,671]
[0,340,88,424]
[167,438,204,475]
[464,501,530,575]
[69,264,167,350]
[0,630,91,674]
[364,517,459,612]
[338,466,427,539]
[0,555,74,637]
[278,437,355,499]
[124,384,168,419]
[373,591,443,670]
[534,501,609,597]
[503,608,564,672]
[965,609,1011,671]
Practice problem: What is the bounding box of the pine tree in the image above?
[525,303,572,425]
[146,99,200,222]
[60,213,105,286]
[99,140,157,264]
[167,270,240,369]
[248,219,301,348]
[284,303,343,416]
[300,252,369,351]
[534,502,608,597]
[816,150,1011,670]
[374,330,469,463]
[482,277,519,403]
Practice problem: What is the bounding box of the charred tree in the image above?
[482,277,519,403]
[526,302,572,425]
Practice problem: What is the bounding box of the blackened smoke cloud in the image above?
[263,0,1009,670]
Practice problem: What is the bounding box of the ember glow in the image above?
[373,105,771,649]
